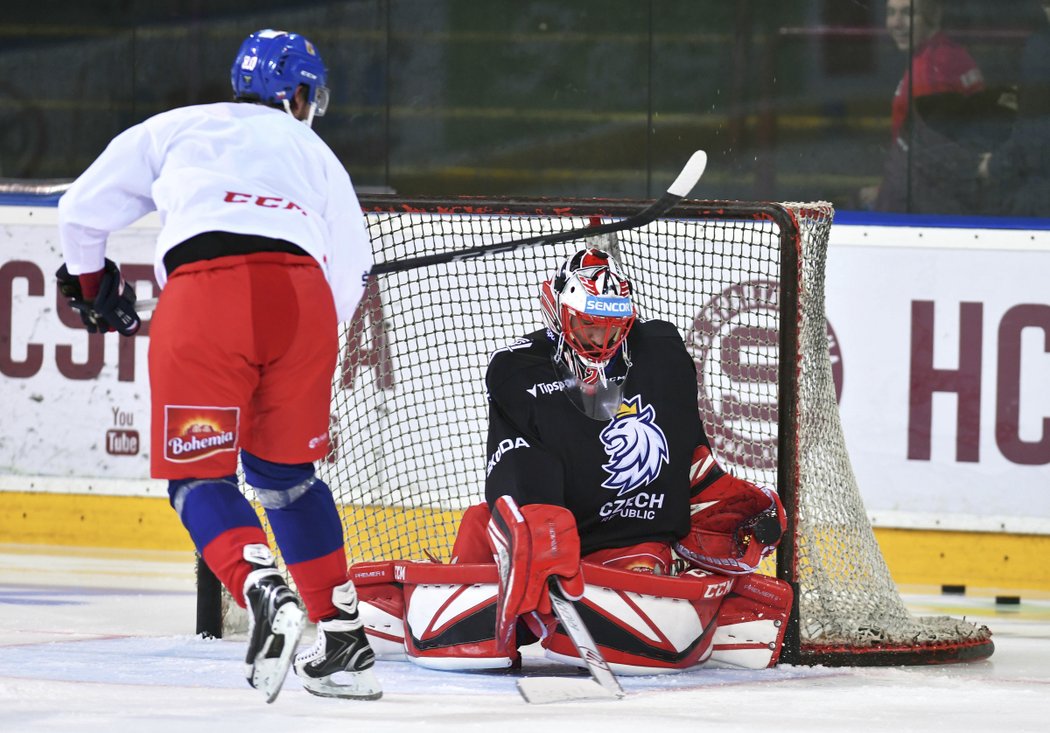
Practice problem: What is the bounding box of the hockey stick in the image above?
[370,149,708,276]
[516,577,626,704]
[133,149,707,314]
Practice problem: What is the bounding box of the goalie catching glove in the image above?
[487,495,584,648]
[674,445,786,575]
[56,259,141,336]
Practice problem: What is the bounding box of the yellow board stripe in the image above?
[1,491,1047,591]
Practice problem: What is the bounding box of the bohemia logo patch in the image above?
[599,395,669,495]
[164,406,239,463]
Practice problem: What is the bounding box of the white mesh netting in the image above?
[787,203,991,661]
[249,196,990,662]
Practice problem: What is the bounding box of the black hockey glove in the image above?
[55,260,141,336]
[94,259,141,336]
[56,263,101,332]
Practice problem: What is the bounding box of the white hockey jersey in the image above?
[57,102,372,323]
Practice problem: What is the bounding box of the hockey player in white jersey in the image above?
[56,29,380,703]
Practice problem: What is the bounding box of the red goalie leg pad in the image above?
[350,561,405,619]
[450,503,494,563]
[399,561,515,670]
[541,563,731,674]
[351,561,407,658]
[284,547,350,622]
[710,573,794,669]
[200,526,270,607]
[487,496,583,648]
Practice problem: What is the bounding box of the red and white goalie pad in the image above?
[487,496,584,648]
[350,561,407,661]
[541,565,791,674]
[351,560,514,670]
[351,559,793,674]
[675,449,787,575]
[707,572,793,669]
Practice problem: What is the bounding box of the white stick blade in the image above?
[517,677,621,704]
[666,149,708,198]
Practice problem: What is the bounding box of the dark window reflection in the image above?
[0,0,1046,218]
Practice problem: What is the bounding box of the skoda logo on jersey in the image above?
[584,295,631,316]
[599,395,669,496]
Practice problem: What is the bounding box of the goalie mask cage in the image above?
[206,194,992,666]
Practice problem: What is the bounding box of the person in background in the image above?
[860,0,986,213]
[55,29,381,703]
[979,0,1050,216]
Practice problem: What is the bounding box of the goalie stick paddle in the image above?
[370,149,708,276]
[134,150,708,314]
[516,578,626,704]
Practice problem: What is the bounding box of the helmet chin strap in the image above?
[281,98,316,128]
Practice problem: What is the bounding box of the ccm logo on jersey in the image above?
[164,405,239,462]
[486,436,530,476]
[583,295,631,316]
[223,191,308,215]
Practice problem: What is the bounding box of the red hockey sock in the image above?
[200,526,271,607]
[285,548,350,622]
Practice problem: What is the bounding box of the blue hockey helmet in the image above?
[231,29,330,126]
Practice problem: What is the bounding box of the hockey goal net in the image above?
[222,194,991,665]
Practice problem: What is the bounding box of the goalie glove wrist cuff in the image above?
[674,474,786,575]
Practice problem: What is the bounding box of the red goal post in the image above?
[207,194,991,666]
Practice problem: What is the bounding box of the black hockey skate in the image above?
[243,549,306,704]
[294,579,383,700]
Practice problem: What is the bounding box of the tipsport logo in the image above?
[163,405,239,463]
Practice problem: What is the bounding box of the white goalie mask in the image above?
[540,248,637,420]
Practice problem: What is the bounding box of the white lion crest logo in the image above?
[599,395,669,496]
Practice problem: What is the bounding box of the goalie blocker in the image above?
[348,559,792,675]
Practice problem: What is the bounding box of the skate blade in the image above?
[299,667,383,700]
[250,603,307,704]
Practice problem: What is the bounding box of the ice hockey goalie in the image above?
[348,248,793,675]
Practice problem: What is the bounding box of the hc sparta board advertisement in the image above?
[1,206,1047,529]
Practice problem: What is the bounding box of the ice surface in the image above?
[1,546,1047,733]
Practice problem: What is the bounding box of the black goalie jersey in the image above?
[484,319,715,556]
